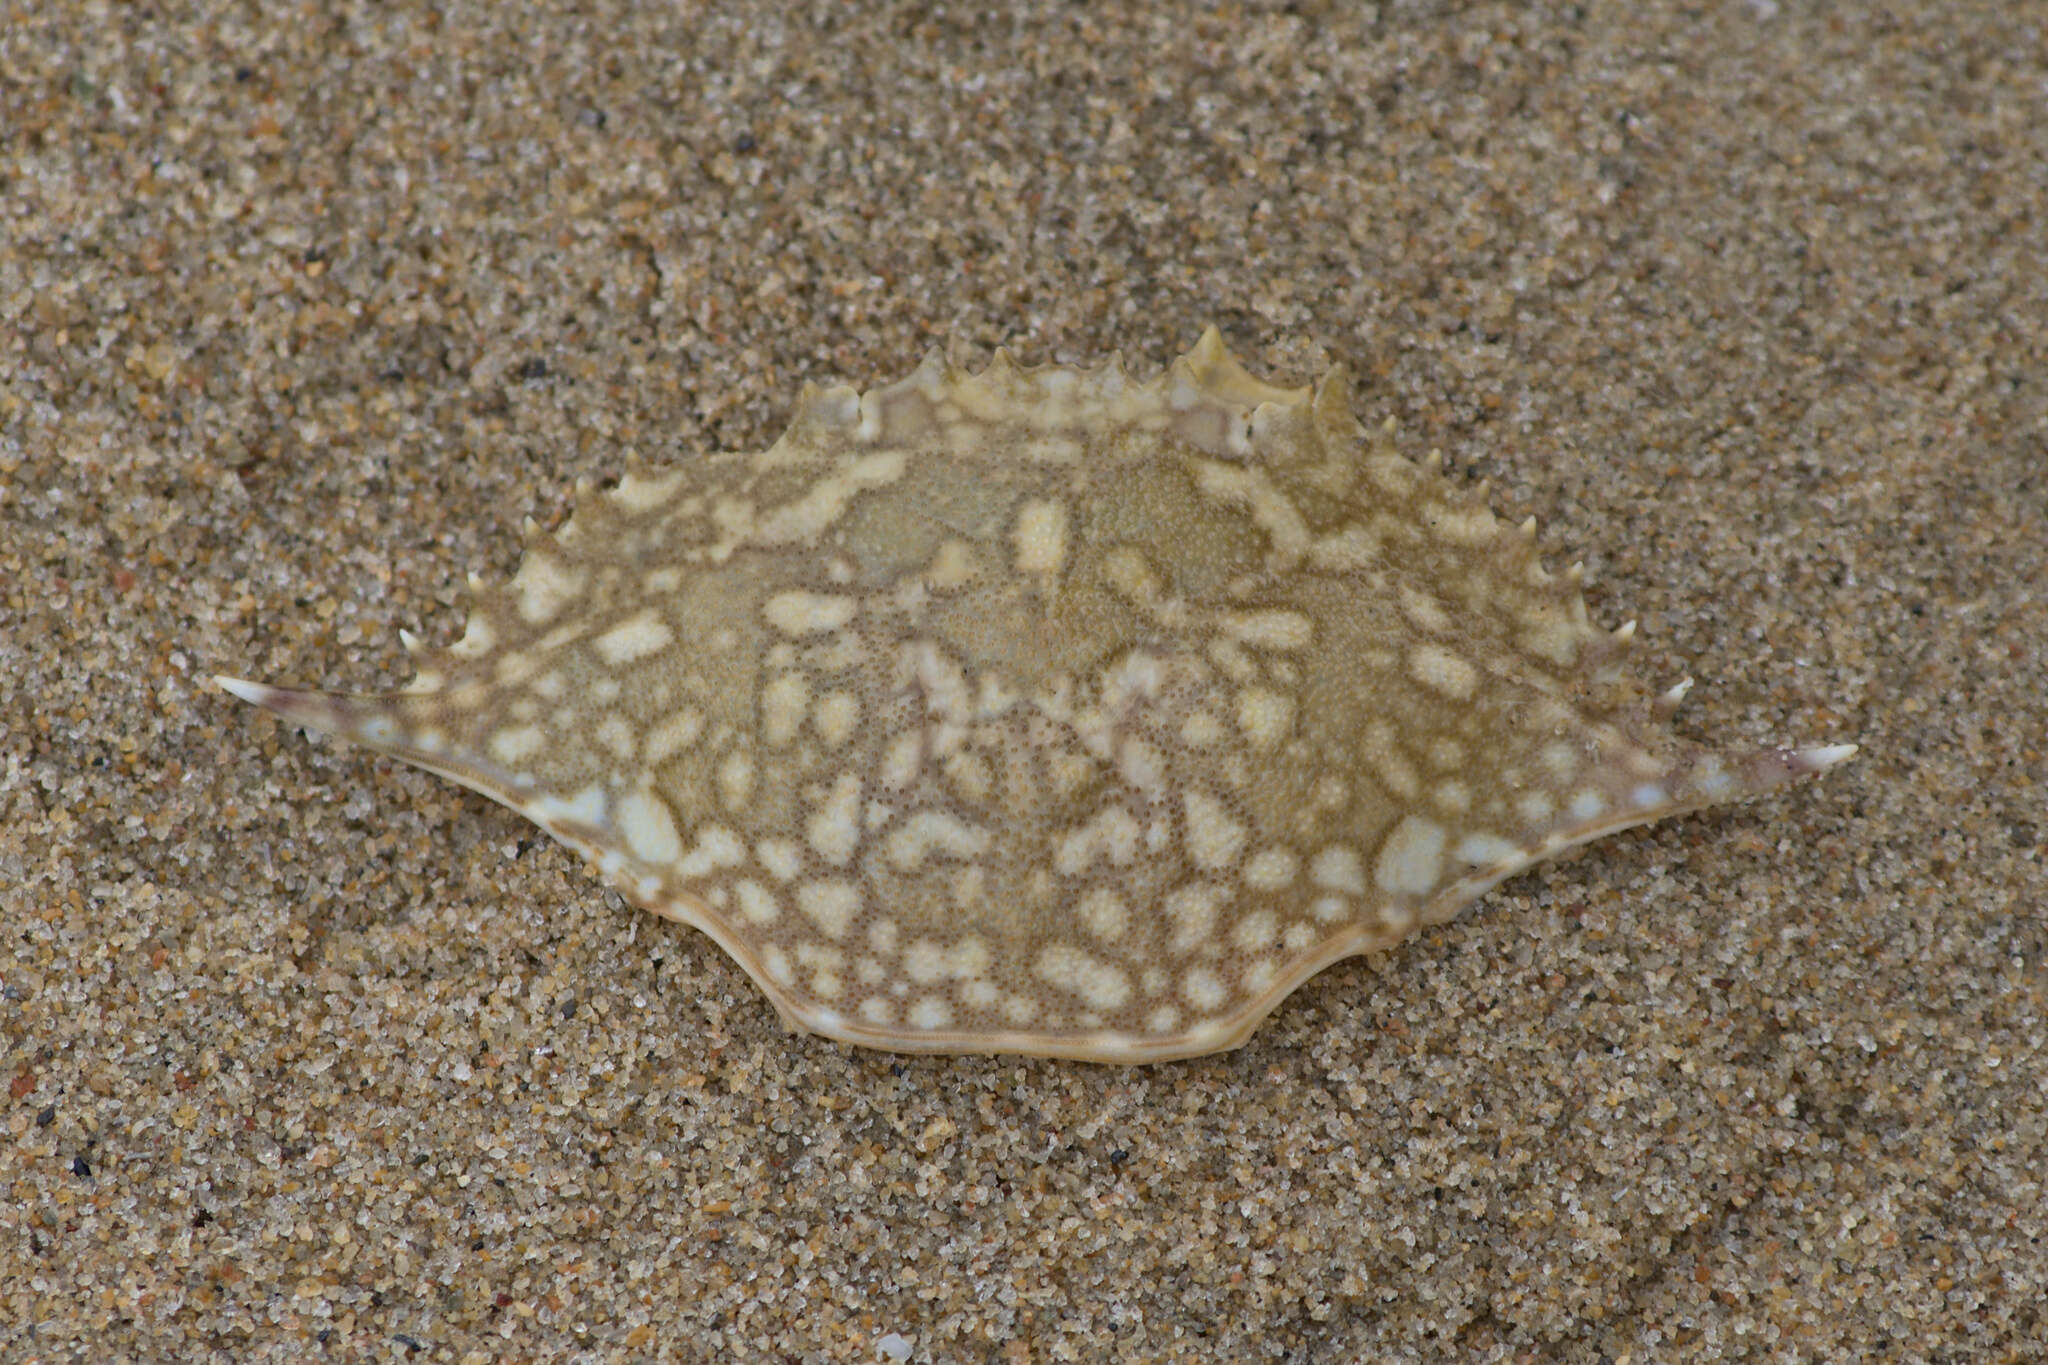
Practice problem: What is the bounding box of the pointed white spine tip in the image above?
[1566,561,1586,585]
[398,628,424,654]
[1654,676,1695,716]
[574,476,595,498]
[213,675,272,707]
[1797,743,1860,772]
[1613,619,1637,643]
[1520,515,1538,539]
[1425,449,1444,471]
[213,675,343,733]
[466,572,487,594]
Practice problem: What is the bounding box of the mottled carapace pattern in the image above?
[219,332,1855,1062]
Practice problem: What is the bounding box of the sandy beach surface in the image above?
[3,2,2042,1360]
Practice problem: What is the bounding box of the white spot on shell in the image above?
[1011,498,1070,575]
[1236,687,1294,748]
[593,609,674,666]
[1410,644,1479,700]
[617,789,683,866]
[594,714,637,763]
[754,449,907,544]
[718,750,755,812]
[796,879,862,939]
[903,935,987,985]
[1116,737,1168,795]
[924,538,978,589]
[879,730,924,790]
[1055,805,1141,876]
[529,783,608,832]
[1225,610,1312,650]
[1454,832,1521,867]
[1101,546,1161,603]
[1310,895,1349,923]
[1165,881,1228,952]
[1181,789,1247,871]
[1397,584,1451,634]
[761,672,810,748]
[1189,459,1310,568]
[885,811,990,871]
[807,774,863,865]
[1077,887,1128,943]
[1181,966,1227,1012]
[755,839,802,883]
[674,824,747,878]
[1374,815,1446,897]
[1232,909,1277,952]
[513,553,583,625]
[735,880,781,925]
[1310,845,1366,896]
[1035,944,1132,1010]
[1243,846,1298,891]
[489,724,546,766]
[644,708,705,764]
[812,691,861,748]
[1181,710,1227,748]
[763,590,859,637]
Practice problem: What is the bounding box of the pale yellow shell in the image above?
[219,331,1854,1061]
